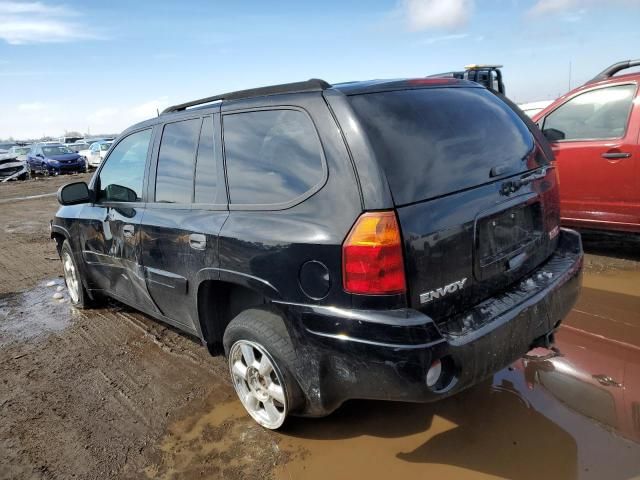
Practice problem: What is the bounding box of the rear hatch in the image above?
[348,85,560,322]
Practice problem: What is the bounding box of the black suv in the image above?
[53,78,583,429]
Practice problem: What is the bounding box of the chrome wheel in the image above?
[62,251,80,303]
[229,340,287,429]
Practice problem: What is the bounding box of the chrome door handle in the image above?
[601,152,631,159]
[122,224,135,238]
[189,233,206,250]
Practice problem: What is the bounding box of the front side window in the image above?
[155,118,201,204]
[223,109,324,205]
[98,129,152,202]
[543,84,636,141]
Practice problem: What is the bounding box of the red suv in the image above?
[533,60,640,233]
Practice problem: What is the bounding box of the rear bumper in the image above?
[280,228,583,416]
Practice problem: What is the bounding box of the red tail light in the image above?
[342,211,406,295]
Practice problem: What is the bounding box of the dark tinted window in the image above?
[98,129,152,202]
[542,84,636,141]
[223,109,324,205]
[348,87,534,205]
[194,116,217,203]
[155,118,201,203]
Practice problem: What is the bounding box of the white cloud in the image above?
[0,1,103,45]
[18,101,47,112]
[84,98,170,134]
[420,32,469,44]
[0,1,70,15]
[87,107,119,125]
[129,97,169,121]
[529,0,640,15]
[400,0,473,31]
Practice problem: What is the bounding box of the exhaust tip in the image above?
[425,356,456,392]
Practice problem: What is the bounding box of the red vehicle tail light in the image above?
[342,211,406,295]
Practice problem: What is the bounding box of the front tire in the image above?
[60,240,96,309]
[223,308,303,429]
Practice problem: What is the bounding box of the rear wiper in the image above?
[500,165,555,195]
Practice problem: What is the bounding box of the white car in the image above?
[7,145,31,162]
[518,100,554,118]
[84,140,113,168]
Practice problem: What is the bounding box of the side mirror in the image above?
[36,153,43,158]
[542,128,565,143]
[57,182,91,205]
[104,184,137,202]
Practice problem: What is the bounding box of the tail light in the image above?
[342,211,406,295]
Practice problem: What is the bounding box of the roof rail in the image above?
[161,78,331,114]
[588,59,640,83]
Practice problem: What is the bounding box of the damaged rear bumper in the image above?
[279,228,583,416]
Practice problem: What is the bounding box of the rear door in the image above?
[348,86,559,323]
[140,112,228,332]
[540,83,639,229]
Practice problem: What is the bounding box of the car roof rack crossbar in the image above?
[162,78,331,114]
[588,59,640,83]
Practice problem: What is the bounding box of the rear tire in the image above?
[60,240,97,309]
[223,308,303,429]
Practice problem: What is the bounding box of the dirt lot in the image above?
[1,176,639,480]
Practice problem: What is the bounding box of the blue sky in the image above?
[1,0,639,139]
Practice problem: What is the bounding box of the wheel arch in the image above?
[196,272,283,355]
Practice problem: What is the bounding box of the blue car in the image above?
[27,143,87,175]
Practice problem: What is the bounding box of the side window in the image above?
[98,129,152,202]
[194,116,217,203]
[223,109,324,205]
[155,118,201,204]
[543,84,636,141]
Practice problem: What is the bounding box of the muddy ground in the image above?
[1,175,639,480]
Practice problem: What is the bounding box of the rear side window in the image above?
[223,109,324,206]
[155,118,201,204]
[348,87,534,205]
[542,84,636,141]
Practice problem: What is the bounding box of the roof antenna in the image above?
[156,108,160,117]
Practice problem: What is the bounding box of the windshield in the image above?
[13,147,30,154]
[348,87,534,205]
[100,142,113,151]
[43,146,73,156]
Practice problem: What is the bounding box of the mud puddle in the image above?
[0,279,75,347]
[269,269,640,480]
[149,272,640,480]
[583,268,640,297]
[146,396,290,480]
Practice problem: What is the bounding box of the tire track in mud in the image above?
[0,282,240,479]
[1,175,290,480]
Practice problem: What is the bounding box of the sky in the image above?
[1,0,639,139]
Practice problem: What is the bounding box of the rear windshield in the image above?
[348,87,534,205]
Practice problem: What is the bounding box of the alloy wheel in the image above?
[229,340,287,429]
[62,251,80,303]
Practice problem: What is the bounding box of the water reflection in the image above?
[277,310,640,480]
[521,323,640,444]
